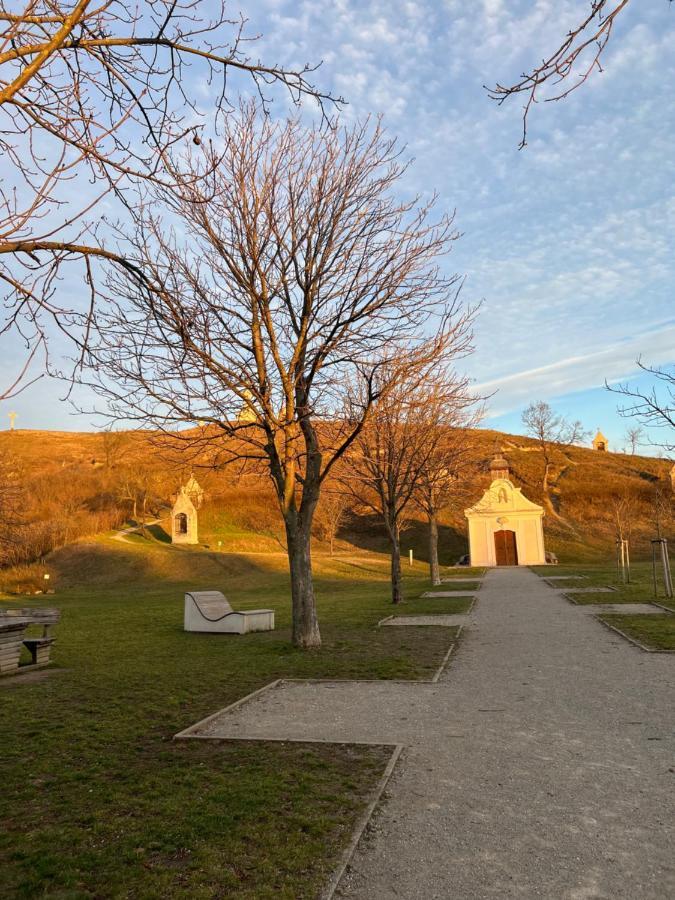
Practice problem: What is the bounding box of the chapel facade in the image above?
[464,454,546,567]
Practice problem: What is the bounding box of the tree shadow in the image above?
[145,523,171,543]
[341,512,469,566]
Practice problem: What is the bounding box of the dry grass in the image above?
[1,426,672,568]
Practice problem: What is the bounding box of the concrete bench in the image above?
[184,591,274,635]
[0,607,60,671]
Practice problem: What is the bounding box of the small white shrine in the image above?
[171,487,199,545]
[465,454,546,567]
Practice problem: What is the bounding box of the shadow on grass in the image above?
[0,536,458,899]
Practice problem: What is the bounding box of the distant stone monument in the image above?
[592,430,608,451]
[8,412,17,431]
[171,487,199,545]
[465,454,546,566]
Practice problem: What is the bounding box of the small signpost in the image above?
[409,549,414,568]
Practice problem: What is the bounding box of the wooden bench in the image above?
[0,607,60,670]
[184,591,274,634]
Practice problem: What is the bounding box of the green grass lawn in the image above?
[599,613,675,651]
[532,561,675,650]
[1,537,462,898]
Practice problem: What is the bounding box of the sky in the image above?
[2,0,674,453]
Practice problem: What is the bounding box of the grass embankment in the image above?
[1,537,463,898]
[533,561,675,652]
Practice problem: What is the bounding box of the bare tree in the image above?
[101,429,130,470]
[608,361,675,452]
[653,485,673,539]
[417,422,481,586]
[82,107,472,647]
[0,454,26,564]
[487,1,672,148]
[0,1,336,398]
[624,426,643,455]
[116,462,168,534]
[344,360,476,604]
[611,490,634,543]
[313,485,351,556]
[521,401,586,517]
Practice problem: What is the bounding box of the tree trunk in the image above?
[429,512,441,586]
[285,521,322,649]
[542,459,551,504]
[390,528,403,604]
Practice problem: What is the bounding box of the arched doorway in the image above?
[175,512,188,535]
[494,529,518,566]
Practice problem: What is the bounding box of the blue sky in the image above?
[2,0,674,453]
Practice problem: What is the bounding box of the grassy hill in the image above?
[0,426,672,588]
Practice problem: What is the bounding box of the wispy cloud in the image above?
[477,323,675,417]
[3,0,675,430]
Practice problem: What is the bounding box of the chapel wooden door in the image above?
[494,529,518,566]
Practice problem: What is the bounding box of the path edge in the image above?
[594,616,675,654]
[319,743,403,900]
[173,679,283,739]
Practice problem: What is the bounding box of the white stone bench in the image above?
[184,591,274,634]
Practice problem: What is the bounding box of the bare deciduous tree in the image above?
[417,420,481,586]
[521,401,586,517]
[82,108,471,648]
[101,429,130,471]
[344,360,477,604]
[312,484,351,557]
[488,1,672,148]
[0,1,336,398]
[610,490,634,543]
[608,361,675,452]
[624,425,643,455]
[0,454,26,564]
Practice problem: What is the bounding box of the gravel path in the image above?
[341,567,675,899]
[187,567,675,898]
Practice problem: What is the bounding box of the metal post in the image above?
[660,539,673,599]
[409,548,413,568]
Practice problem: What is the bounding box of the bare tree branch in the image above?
[1,0,339,394]
[487,1,671,148]
[607,359,675,452]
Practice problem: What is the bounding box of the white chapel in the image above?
[465,454,546,567]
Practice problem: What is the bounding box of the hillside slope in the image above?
[0,426,672,572]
